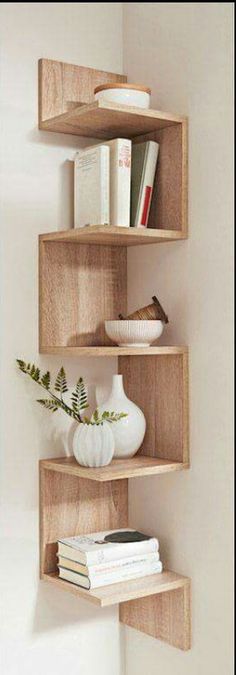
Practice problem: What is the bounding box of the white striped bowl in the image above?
[105,320,164,347]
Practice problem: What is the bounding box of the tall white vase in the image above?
[98,374,146,458]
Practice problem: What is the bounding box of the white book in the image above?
[59,560,163,589]
[77,138,131,227]
[57,551,160,577]
[131,140,159,228]
[74,145,109,228]
[58,528,159,566]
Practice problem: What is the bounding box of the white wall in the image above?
[123,3,234,675]
[0,4,124,675]
[0,4,233,675]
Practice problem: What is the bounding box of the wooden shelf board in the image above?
[39,226,186,246]
[42,570,189,607]
[40,456,189,482]
[39,99,186,139]
[39,345,188,357]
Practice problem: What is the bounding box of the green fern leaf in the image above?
[54,367,68,394]
[37,399,59,413]
[70,377,88,414]
[41,371,50,390]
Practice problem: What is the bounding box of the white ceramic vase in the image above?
[97,375,146,458]
[73,422,114,467]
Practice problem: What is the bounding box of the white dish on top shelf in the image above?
[94,83,151,109]
[105,320,163,347]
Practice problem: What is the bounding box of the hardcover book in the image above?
[131,140,159,228]
[74,145,109,228]
[58,528,159,566]
[78,138,131,227]
[57,551,160,577]
[58,559,163,589]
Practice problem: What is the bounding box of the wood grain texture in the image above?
[42,570,189,609]
[40,99,186,138]
[120,579,191,650]
[39,226,186,246]
[119,353,189,464]
[39,466,128,577]
[133,120,188,232]
[38,345,188,357]
[39,59,126,125]
[39,241,127,348]
[40,456,189,482]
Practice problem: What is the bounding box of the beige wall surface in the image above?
[123,3,234,675]
[0,4,123,675]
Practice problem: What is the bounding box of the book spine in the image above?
[100,146,110,225]
[58,551,160,576]
[89,561,163,588]
[112,139,131,227]
[74,157,80,228]
[84,537,159,565]
[88,552,160,575]
[135,142,159,228]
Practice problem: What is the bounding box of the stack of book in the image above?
[74,139,159,230]
[57,528,162,590]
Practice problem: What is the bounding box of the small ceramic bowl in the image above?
[105,320,163,347]
[94,83,151,109]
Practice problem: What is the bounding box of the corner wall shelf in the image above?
[38,57,191,651]
[39,98,186,138]
[39,345,188,357]
[42,569,190,609]
[40,455,189,482]
[40,225,187,246]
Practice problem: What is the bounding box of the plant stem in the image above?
[33,376,82,423]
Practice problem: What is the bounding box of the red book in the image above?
[131,141,159,228]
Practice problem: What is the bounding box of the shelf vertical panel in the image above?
[39,58,126,126]
[119,579,191,650]
[119,352,189,464]
[39,240,127,349]
[133,119,188,234]
[39,465,128,576]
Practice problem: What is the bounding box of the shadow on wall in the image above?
[32,581,114,635]
[28,126,92,149]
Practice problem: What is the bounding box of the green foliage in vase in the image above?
[16,359,127,425]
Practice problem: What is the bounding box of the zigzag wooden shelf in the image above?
[38,57,191,651]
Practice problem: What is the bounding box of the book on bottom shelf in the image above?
[58,559,163,590]
[57,551,160,577]
[57,528,159,566]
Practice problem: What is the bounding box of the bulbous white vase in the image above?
[98,375,146,458]
[73,422,114,467]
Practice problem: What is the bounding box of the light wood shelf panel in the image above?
[39,345,188,357]
[42,569,189,608]
[40,456,189,482]
[120,578,191,650]
[39,59,186,138]
[40,99,186,139]
[39,226,186,246]
[119,352,189,465]
[39,241,127,349]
